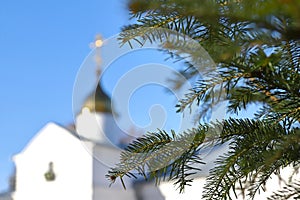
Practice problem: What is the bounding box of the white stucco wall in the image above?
[93,186,136,200]
[157,142,300,199]
[13,123,93,200]
[76,108,127,146]
[92,145,137,200]
[134,182,165,200]
[159,165,300,200]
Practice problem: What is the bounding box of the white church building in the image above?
[6,82,166,200]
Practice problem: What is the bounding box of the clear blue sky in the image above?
[0,0,132,191]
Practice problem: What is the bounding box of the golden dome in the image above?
[83,84,112,113]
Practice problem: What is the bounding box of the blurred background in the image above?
[0,0,130,192]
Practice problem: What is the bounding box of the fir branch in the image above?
[107,127,208,192]
[267,179,300,200]
[109,1,300,199]
[203,119,297,200]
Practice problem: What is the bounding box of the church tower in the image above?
[9,35,164,200]
[75,36,123,146]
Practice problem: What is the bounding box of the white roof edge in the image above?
[13,122,73,159]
